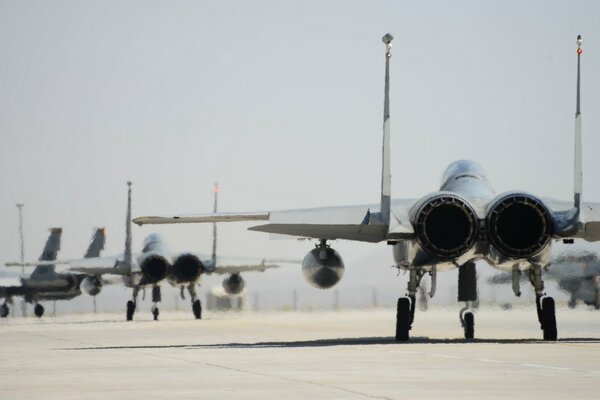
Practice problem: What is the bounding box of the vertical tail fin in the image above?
[39,227,62,261]
[212,182,219,266]
[380,33,393,226]
[31,227,62,277]
[574,35,583,211]
[124,181,133,267]
[85,227,106,258]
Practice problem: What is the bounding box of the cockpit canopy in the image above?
[441,160,487,185]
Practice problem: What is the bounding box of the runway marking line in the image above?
[393,350,600,376]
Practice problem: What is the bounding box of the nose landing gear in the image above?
[458,262,477,340]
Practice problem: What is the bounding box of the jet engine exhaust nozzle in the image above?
[140,256,169,282]
[414,195,479,259]
[487,194,553,259]
[302,247,345,289]
[171,254,203,283]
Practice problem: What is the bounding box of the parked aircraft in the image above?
[134,34,600,341]
[489,250,600,309]
[1,227,106,317]
[53,182,278,321]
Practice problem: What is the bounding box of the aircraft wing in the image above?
[134,201,416,243]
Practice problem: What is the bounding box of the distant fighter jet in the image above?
[134,34,600,341]
[1,227,106,318]
[52,182,279,321]
[489,250,600,309]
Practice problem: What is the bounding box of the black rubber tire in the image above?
[395,297,411,341]
[192,300,202,320]
[126,301,135,321]
[0,304,9,318]
[34,304,44,318]
[463,312,475,340]
[541,297,557,341]
[152,307,159,321]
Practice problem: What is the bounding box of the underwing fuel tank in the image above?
[80,276,102,296]
[302,246,345,289]
[222,273,245,295]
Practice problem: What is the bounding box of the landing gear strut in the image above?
[188,284,202,320]
[151,286,161,321]
[458,262,477,340]
[528,266,557,341]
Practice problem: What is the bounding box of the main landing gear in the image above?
[187,283,202,319]
[527,267,557,341]
[34,303,44,318]
[126,286,139,321]
[0,303,9,318]
[396,267,435,341]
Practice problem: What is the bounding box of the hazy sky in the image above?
[1,1,600,307]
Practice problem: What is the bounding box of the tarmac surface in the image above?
[1,306,600,399]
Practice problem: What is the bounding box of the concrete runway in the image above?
[1,306,599,399]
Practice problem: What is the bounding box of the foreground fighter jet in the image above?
[1,227,106,317]
[134,35,600,341]
[60,182,279,321]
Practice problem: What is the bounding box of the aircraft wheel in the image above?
[34,304,44,318]
[126,301,136,321]
[541,297,557,341]
[463,311,475,340]
[395,297,411,341]
[192,300,202,320]
[0,304,9,318]
[152,306,159,321]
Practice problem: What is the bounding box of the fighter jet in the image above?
[59,182,279,321]
[1,227,106,318]
[134,34,600,341]
[489,250,600,309]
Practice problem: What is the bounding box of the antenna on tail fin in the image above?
[574,35,583,211]
[212,182,219,265]
[124,181,133,268]
[380,33,393,226]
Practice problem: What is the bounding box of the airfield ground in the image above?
[1,306,599,399]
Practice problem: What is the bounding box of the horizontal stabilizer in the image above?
[250,223,387,243]
[248,206,388,242]
[69,265,130,276]
[133,212,270,225]
[213,263,279,275]
[580,203,600,241]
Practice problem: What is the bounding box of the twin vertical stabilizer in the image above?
[574,35,583,212]
[124,181,133,269]
[380,33,393,227]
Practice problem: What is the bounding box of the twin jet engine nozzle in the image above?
[412,193,554,260]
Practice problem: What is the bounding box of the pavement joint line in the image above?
[392,350,600,375]
[104,347,395,400]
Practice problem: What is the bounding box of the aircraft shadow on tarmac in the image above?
[63,336,600,351]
